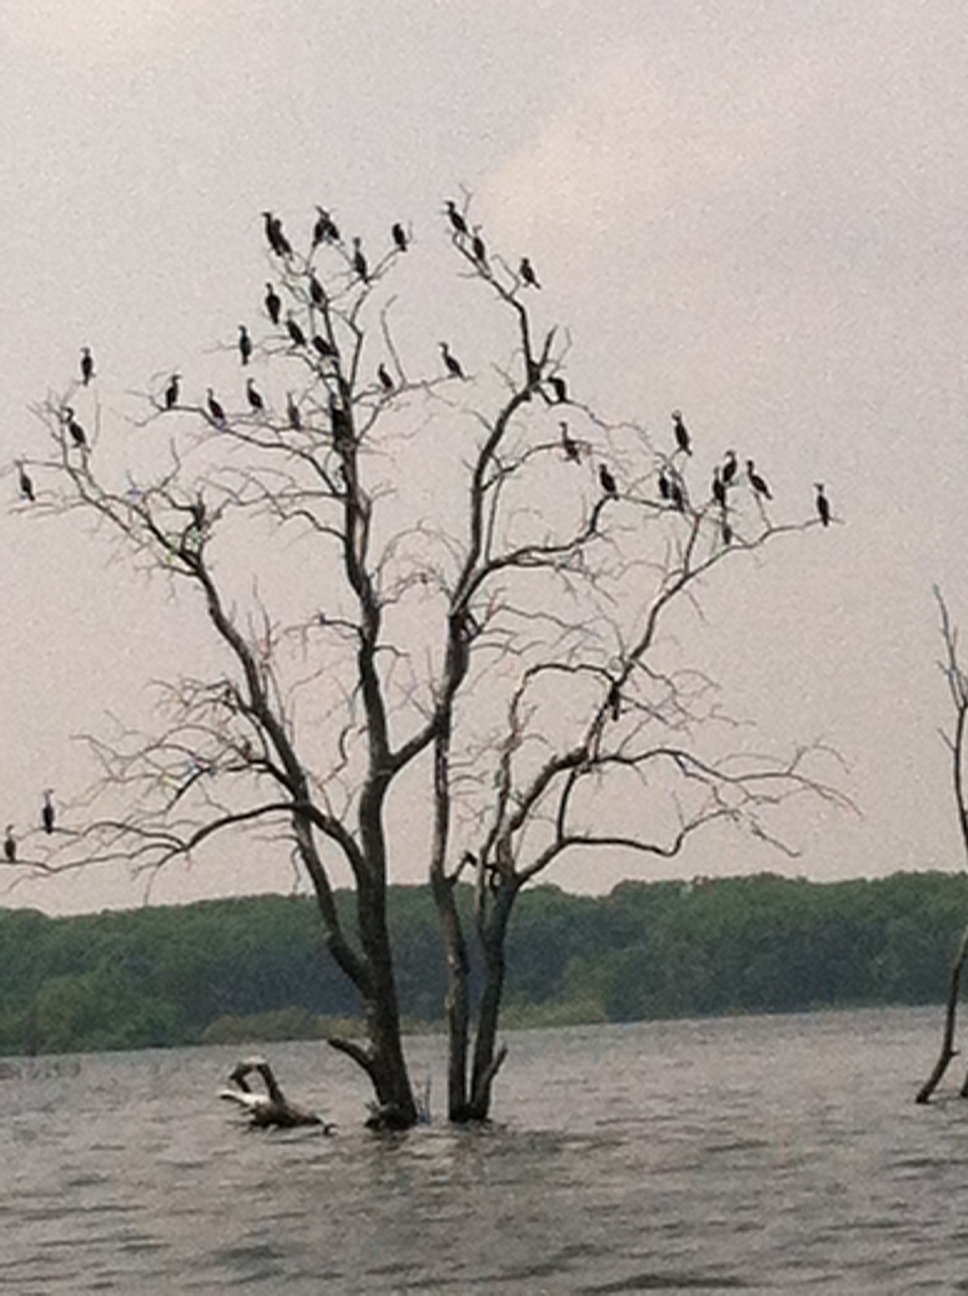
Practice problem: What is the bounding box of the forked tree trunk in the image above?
[465,884,515,1121]
[432,872,473,1121]
[916,922,968,1104]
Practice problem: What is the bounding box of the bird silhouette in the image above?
[286,393,302,431]
[80,346,94,385]
[520,257,541,288]
[712,469,726,508]
[471,227,487,265]
[378,363,394,393]
[238,325,252,366]
[599,464,618,498]
[41,790,54,835]
[262,211,291,257]
[206,388,226,426]
[440,341,464,379]
[264,282,281,326]
[815,482,831,526]
[746,460,772,500]
[445,200,468,236]
[286,315,307,348]
[560,421,580,462]
[164,373,180,410]
[607,682,621,722]
[722,449,737,485]
[672,410,692,456]
[3,825,14,863]
[392,222,408,252]
[63,408,86,448]
[352,237,369,283]
[313,206,340,246]
[246,378,264,413]
[548,375,568,404]
[18,462,34,502]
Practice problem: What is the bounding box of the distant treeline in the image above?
[0,871,965,1056]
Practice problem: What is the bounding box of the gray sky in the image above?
[2,0,967,913]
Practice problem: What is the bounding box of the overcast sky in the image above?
[2,0,967,914]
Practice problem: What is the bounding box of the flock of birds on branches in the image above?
[5,198,834,873]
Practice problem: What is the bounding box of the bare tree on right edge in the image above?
[916,587,968,1103]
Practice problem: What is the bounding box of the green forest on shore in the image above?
[0,870,964,1057]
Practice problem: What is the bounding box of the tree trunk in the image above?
[432,872,472,1120]
[465,884,515,1121]
[916,921,968,1103]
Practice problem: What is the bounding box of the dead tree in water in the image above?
[13,199,842,1126]
[916,588,968,1104]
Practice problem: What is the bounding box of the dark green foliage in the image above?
[0,871,965,1055]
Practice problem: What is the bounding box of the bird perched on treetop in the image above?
[815,482,831,527]
[352,237,369,283]
[392,222,408,252]
[313,206,340,246]
[445,200,468,236]
[246,378,264,413]
[206,388,226,427]
[520,257,541,288]
[262,211,291,258]
[548,375,568,404]
[42,790,55,835]
[80,346,94,385]
[747,460,772,500]
[3,825,14,863]
[672,410,692,456]
[63,407,86,448]
[722,449,738,485]
[471,227,487,265]
[599,464,618,498]
[560,422,580,462]
[264,282,281,326]
[439,341,464,379]
[286,315,307,348]
[378,363,394,393]
[18,462,34,502]
[238,325,252,366]
[286,393,302,431]
[164,373,180,410]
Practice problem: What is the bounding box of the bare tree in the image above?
[13,200,841,1126]
[916,587,968,1104]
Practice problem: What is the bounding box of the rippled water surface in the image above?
[1,1007,967,1292]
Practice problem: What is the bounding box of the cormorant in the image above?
[548,375,568,404]
[607,682,621,722]
[286,393,302,431]
[440,341,464,379]
[63,408,86,448]
[312,334,336,360]
[445,200,468,236]
[669,478,685,512]
[722,449,738,485]
[309,271,325,309]
[392,222,408,252]
[520,257,541,288]
[721,516,733,545]
[3,826,15,863]
[599,464,618,498]
[712,469,726,509]
[41,790,54,835]
[352,237,369,283]
[313,206,340,246]
[164,373,180,410]
[746,460,772,500]
[262,211,291,258]
[206,388,226,426]
[80,346,94,386]
[815,482,831,527]
[672,410,692,456]
[18,462,34,502]
[264,282,281,326]
[246,378,264,413]
[219,1056,330,1130]
[658,470,671,501]
[238,325,252,366]
[378,363,394,393]
[560,421,580,462]
[286,315,307,348]
[471,227,487,265]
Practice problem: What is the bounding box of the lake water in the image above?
[0,1006,965,1292]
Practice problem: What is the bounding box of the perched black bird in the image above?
[312,333,336,359]
[599,464,618,498]
[164,373,180,410]
[41,789,54,835]
[712,469,726,509]
[815,482,831,527]
[439,341,464,379]
[378,363,394,393]
[238,324,252,366]
[63,407,86,448]
[206,388,226,426]
[445,200,468,236]
[313,206,340,246]
[264,282,282,326]
[672,409,692,456]
[560,421,580,462]
[722,449,738,486]
[286,315,307,348]
[746,459,772,500]
[392,222,408,252]
[262,211,291,257]
[286,392,302,431]
[669,477,686,512]
[18,461,34,502]
[80,346,94,386]
[520,256,541,288]
[352,237,369,283]
[246,378,264,413]
[309,271,325,309]
[658,470,671,501]
[721,516,733,546]
[471,227,487,265]
[607,681,621,722]
[3,825,14,863]
[548,375,568,404]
